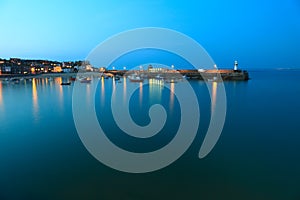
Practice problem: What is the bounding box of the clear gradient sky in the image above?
[0,0,299,69]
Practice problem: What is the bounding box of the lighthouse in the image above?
[234,60,238,71]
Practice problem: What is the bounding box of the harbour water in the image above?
[0,69,299,200]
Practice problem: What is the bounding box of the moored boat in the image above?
[114,76,121,81]
[10,78,20,84]
[61,82,71,85]
[79,77,91,83]
[128,74,143,82]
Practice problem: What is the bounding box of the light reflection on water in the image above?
[139,82,143,107]
[170,82,175,111]
[86,83,91,103]
[149,79,163,103]
[0,81,3,110]
[32,78,39,121]
[57,77,63,106]
[1,71,300,199]
[211,81,217,114]
[123,76,126,103]
[109,77,173,112]
[101,77,105,106]
[0,76,200,129]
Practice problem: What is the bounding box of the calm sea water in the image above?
[0,70,299,200]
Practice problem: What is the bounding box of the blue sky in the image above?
[0,0,299,69]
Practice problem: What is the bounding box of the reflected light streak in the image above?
[49,77,53,90]
[149,79,163,102]
[211,82,217,114]
[112,76,116,91]
[101,77,105,106]
[139,82,143,106]
[169,82,175,111]
[41,78,45,88]
[54,77,61,85]
[86,83,91,103]
[123,76,127,103]
[0,81,3,109]
[57,77,63,109]
[32,78,39,120]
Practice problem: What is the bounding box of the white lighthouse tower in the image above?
[234,60,238,71]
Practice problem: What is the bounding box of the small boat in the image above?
[80,78,91,83]
[24,78,32,82]
[78,77,91,83]
[155,74,163,80]
[2,78,10,84]
[10,78,20,84]
[61,82,71,85]
[69,77,76,81]
[128,74,143,82]
[3,78,10,83]
[207,76,220,82]
[80,79,91,83]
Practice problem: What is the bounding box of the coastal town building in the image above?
[0,58,91,75]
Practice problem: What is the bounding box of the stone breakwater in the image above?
[107,69,250,81]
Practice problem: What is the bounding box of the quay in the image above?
[179,61,249,81]
[178,69,249,81]
[107,61,249,81]
[106,69,249,81]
